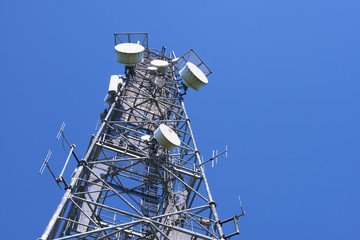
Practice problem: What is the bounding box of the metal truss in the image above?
[39,34,231,240]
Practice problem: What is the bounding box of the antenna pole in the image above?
[182,101,225,239]
[56,144,76,184]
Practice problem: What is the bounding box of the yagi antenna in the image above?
[56,121,66,140]
[40,121,80,190]
[56,121,73,150]
[200,146,228,167]
[39,149,52,175]
[219,195,243,239]
[39,149,62,189]
[56,121,80,164]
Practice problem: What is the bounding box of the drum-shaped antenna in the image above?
[150,60,169,73]
[115,43,145,66]
[154,124,181,151]
[180,62,208,91]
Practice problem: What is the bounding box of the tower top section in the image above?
[113,32,212,91]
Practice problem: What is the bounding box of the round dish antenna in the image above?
[150,60,169,73]
[154,124,181,151]
[115,43,145,66]
[147,66,157,75]
[180,62,208,91]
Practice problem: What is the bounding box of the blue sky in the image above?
[0,0,359,239]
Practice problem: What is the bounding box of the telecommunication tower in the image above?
[39,33,243,240]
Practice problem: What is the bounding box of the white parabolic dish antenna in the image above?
[179,62,208,91]
[154,124,181,151]
[147,66,158,74]
[115,43,145,66]
[150,60,169,73]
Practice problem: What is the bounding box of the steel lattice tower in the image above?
[39,33,241,240]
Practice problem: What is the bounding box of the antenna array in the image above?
[39,33,243,240]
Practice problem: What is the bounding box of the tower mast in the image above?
[39,33,240,240]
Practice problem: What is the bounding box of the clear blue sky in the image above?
[0,0,359,239]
